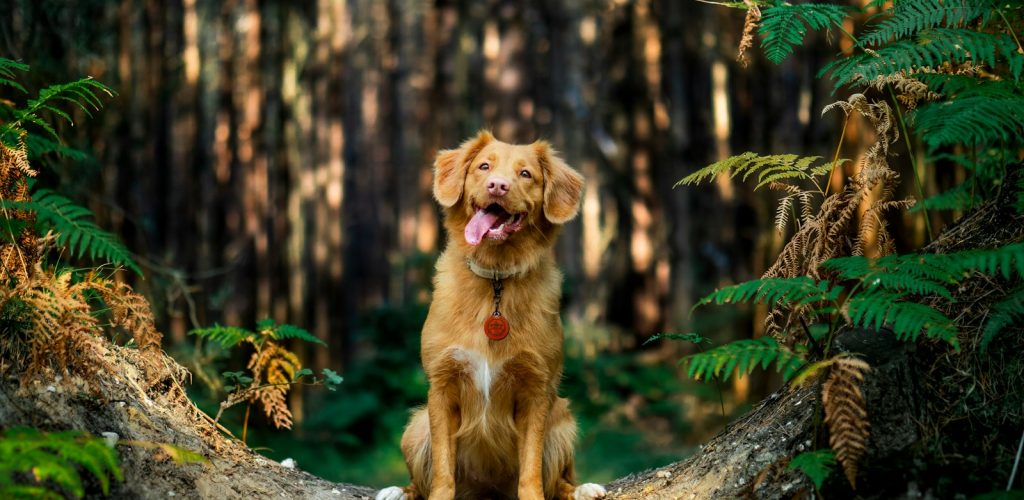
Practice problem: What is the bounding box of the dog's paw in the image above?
[375,486,407,500]
[573,483,607,500]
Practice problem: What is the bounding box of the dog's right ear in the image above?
[433,131,493,207]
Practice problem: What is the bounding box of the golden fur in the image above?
[391,131,597,500]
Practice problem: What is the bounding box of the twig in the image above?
[1009,427,1024,491]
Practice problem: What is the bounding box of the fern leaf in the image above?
[189,324,256,347]
[759,3,850,64]
[912,94,1024,148]
[846,290,959,347]
[980,286,1024,351]
[15,189,141,275]
[857,0,989,47]
[0,427,122,498]
[822,357,871,489]
[0,58,29,94]
[678,152,841,190]
[697,276,841,312]
[270,323,326,346]
[825,29,1024,88]
[911,180,977,212]
[788,449,836,490]
[683,336,806,382]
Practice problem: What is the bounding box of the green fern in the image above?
[696,276,841,313]
[857,0,989,48]
[759,3,850,64]
[193,319,325,347]
[910,180,977,213]
[980,286,1024,351]
[823,255,957,298]
[7,189,141,275]
[189,324,256,348]
[788,449,836,490]
[683,336,806,382]
[1,77,114,145]
[0,58,29,94]
[256,318,326,346]
[824,29,1024,88]
[0,427,123,499]
[678,152,842,190]
[912,94,1024,148]
[846,290,959,347]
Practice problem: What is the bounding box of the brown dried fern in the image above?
[763,95,910,337]
[737,0,762,67]
[822,356,871,488]
[247,342,300,430]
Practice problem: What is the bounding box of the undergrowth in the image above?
[654,0,1024,496]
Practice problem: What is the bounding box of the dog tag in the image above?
[484,313,510,340]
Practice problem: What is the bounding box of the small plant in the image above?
[190,319,341,441]
[0,426,122,499]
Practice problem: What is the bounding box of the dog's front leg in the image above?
[427,384,459,500]
[515,391,553,500]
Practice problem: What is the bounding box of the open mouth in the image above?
[464,203,527,246]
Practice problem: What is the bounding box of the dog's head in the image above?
[434,131,584,267]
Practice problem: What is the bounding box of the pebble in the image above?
[656,470,672,478]
[281,458,297,469]
[101,432,119,448]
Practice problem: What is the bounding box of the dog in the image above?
[376,131,607,500]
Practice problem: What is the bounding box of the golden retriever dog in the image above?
[376,131,606,500]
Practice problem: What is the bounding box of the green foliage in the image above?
[759,3,850,64]
[678,152,841,190]
[696,276,840,313]
[191,318,325,348]
[788,449,836,490]
[824,29,1024,88]
[0,59,29,94]
[256,318,325,345]
[0,427,123,499]
[6,188,141,275]
[846,290,959,347]
[643,332,710,346]
[0,69,114,145]
[980,286,1024,351]
[913,92,1024,149]
[857,0,990,48]
[683,336,806,382]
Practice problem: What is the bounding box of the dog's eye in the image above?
[479,163,490,171]
[519,170,532,179]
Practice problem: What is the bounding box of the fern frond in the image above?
[2,78,114,142]
[678,153,842,191]
[822,357,871,489]
[0,427,123,498]
[189,324,256,348]
[11,189,141,274]
[248,342,300,429]
[0,58,29,94]
[824,29,1024,88]
[683,336,806,382]
[912,94,1024,148]
[823,255,955,299]
[910,180,977,212]
[846,290,959,347]
[857,0,989,47]
[697,276,842,313]
[255,318,326,346]
[788,449,836,490]
[980,286,1024,351]
[759,3,850,64]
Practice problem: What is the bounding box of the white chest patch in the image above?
[450,348,500,402]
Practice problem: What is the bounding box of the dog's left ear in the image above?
[535,141,584,224]
[434,131,494,207]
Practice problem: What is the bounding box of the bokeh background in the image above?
[1,0,939,487]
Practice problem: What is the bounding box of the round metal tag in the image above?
[484,315,510,341]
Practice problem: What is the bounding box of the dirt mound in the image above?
[0,344,374,499]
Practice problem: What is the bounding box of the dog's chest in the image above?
[450,347,503,401]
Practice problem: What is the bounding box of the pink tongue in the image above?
[465,209,500,246]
